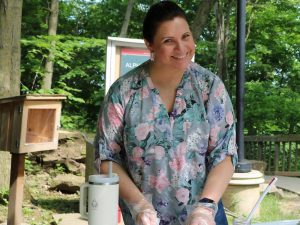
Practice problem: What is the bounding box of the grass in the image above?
[21,198,78,225]
[21,170,79,225]
[227,194,300,224]
[259,194,299,221]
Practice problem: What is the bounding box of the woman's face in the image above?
[146,17,195,73]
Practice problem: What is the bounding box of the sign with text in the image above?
[120,48,150,76]
[105,37,148,93]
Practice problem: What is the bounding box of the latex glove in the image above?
[127,197,158,225]
[185,205,216,225]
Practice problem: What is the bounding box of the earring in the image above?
[150,52,155,61]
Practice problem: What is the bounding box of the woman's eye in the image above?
[183,34,190,39]
[163,39,173,43]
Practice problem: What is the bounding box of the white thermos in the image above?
[80,173,119,225]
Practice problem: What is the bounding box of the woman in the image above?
[94,1,238,225]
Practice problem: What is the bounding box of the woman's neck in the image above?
[149,62,184,87]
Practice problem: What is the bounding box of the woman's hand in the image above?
[186,205,216,225]
[100,162,159,224]
[128,197,159,225]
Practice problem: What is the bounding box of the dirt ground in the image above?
[280,191,300,215]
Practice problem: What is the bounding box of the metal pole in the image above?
[235,0,251,173]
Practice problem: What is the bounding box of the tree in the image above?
[0,0,23,188]
[215,0,233,82]
[190,0,217,41]
[119,0,135,37]
[42,0,59,89]
[243,0,300,134]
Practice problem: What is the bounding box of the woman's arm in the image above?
[100,161,158,225]
[100,161,144,203]
[200,156,234,202]
[185,156,234,225]
[201,75,237,203]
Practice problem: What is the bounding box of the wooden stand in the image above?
[7,154,25,225]
[0,95,66,225]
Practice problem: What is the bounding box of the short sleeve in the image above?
[94,87,125,172]
[206,76,238,169]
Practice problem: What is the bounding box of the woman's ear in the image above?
[144,39,153,52]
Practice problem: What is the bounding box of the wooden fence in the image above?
[244,135,300,176]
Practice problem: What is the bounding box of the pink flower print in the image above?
[147,106,158,120]
[148,146,165,160]
[131,147,144,166]
[124,90,134,104]
[148,172,170,193]
[208,126,221,151]
[175,188,189,205]
[226,111,234,126]
[156,172,170,193]
[189,161,202,179]
[147,113,155,121]
[109,142,121,153]
[141,87,150,99]
[135,123,153,141]
[149,175,157,188]
[154,146,165,160]
[202,92,208,101]
[176,98,186,115]
[107,103,124,128]
[183,121,191,134]
[156,175,170,193]
[215,83,225,98]
[177,142,187,155]
[132,146,144,158]
[169,155,186,172]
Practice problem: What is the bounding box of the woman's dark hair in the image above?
[143,1,188,43]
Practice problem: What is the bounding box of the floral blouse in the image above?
[94,60,238,225]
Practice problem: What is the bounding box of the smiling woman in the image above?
[94,1,238,225]
[145,17,195,77]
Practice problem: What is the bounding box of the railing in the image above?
[245,135,300,176]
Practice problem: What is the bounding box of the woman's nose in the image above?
[175,41,184,51]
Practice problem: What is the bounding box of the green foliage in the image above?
[21,35,106,131]
[246,0,300,84]
[22,0,49,37]
[0,188,9,206]
[244,81,300,134]
[23,206,57,225]
[19,0,300,135]
[48,163,68,177]
[25,157,42,175]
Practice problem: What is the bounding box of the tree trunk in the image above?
[0,0,23,189]
[42,0,59,90]
[119,0,134,38]
[216,0,232,89]
[190,0,217,41]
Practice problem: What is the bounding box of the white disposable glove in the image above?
[127,196,159,225]
[185,205,216,225]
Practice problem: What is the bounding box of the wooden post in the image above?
[274,142,279,173]
[7,153,25,225]
[85,139,97,182]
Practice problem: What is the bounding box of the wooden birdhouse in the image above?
[0,95,66,153]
